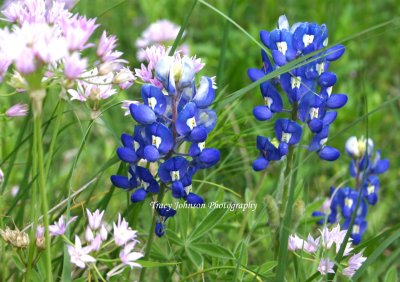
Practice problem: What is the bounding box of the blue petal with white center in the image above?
[141,84,167,115]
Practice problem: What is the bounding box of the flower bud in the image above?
[6,104,28,117]
[113,67,135,85]
[345,136,373,159]
[85,226,94,242]
[292,199,305,227]
[100,224,107,241]
[264,195,280,228]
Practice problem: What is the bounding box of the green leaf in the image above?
[177,201,189,240]
[353,225,400,280]
[384,266,398,282]
[188,208,228,241]
[185,247,203,268]
[257,261,277,275]
[191,242,234,259]
[137,260,181,268]
[12,253,25,273]
[165,229,183,246]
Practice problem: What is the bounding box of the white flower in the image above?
[288,234,304,251]
[49,215,77,236]
[113,214,138,246]
[86,209,105,230]
[67,236,96,269]
[318,258,335,275]
[119,241,143,269]
[303,234,320,253]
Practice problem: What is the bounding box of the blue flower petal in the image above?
[111,175,132,189]
[193,77,215,108]
[130,104,156,124]
[199,148,220,166]
[131,188,147,203]
[186,192,204,206]
[253,157,269,171]
[326,45,345,61]
[155,222,165,237]
[326,94,348,109]
[144,145,160,162]
[318,146,340,161]
[117,147,137,163]
[253,106,272,121]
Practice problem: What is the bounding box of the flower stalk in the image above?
[138,185,166,282]
[275,102,299,279]
[31,89,53,281]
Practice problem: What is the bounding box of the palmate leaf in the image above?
[190,242,234,259]
[188,208,228,242]
[352,224,400,280]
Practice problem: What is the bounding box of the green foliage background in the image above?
[1,0,399,281]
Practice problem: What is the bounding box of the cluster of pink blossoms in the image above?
[135,19,190,61]
[0,0,135,112]
[37,209,143,277]
[125,45,205,115]
[288,224,366,278]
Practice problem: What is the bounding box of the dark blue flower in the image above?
[370,150,390,175]
[343,216,367,245]
[141,84,167,116]
[308,126,340,161]
[292,22,327,54]
[143,122,173,162]
[362,175,380,205]
[253,136,281,171]
[192,76,215,108]
[130,166,160,203]
[274,119,302,155]
[176,102,216,142]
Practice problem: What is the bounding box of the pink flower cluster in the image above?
[288,224,366,278]
[134,45,204,89]
[135,19,190,61]
[0,0,134,107]
[40,210,143,273]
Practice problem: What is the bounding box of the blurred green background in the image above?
[1,0,400,280]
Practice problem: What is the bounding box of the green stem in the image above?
[168,0,198,56]
[275,103,298,280]
[26,116,39,280]
[45,99,65,179]
[138,186,166,282]
[32,90,53,281]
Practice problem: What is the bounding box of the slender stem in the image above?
[32,90,53,281]
[26,116,39,279]
[168,0,198,56]
[45,99,65,179]
[275,103,299,280]
[138,186,166,282]
[92,264,106,282]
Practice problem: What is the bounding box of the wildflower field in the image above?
[0,0,399,281]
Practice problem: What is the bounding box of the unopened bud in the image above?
[113,67,135,85]
[264,195,280,228]
[8,71,28,90]
[98,62,114,76]
[292,199,305,227]
[0,227,30,248]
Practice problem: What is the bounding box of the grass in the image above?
[0,0,400,281]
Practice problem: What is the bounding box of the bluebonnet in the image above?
[154,205,177,237]
[313,136,389,244]
[111,52,220,236]
[249,15,347,171]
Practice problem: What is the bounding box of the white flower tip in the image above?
[278,15,289,30]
